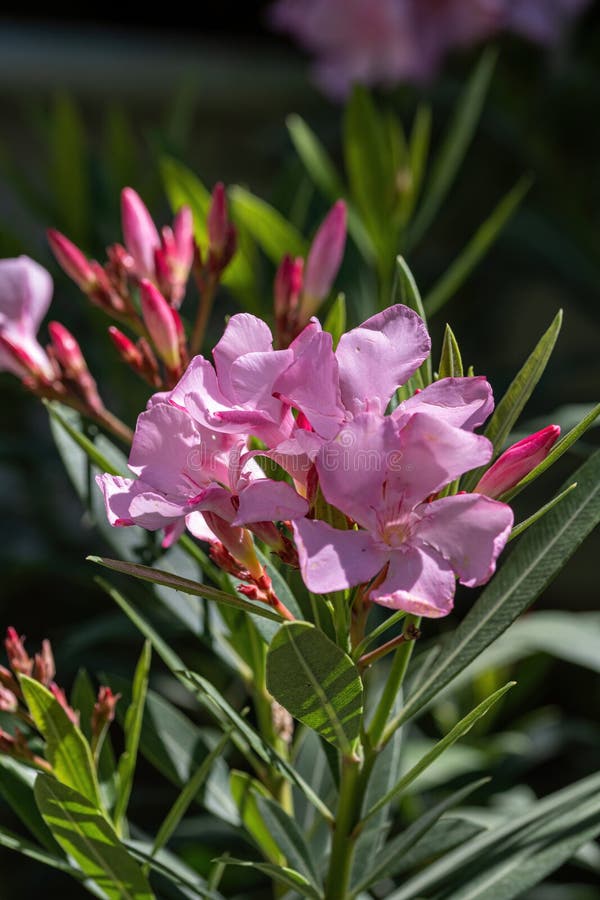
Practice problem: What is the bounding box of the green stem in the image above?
[324,755,362,900]
[367,615,421,749]
[190,275,217,356]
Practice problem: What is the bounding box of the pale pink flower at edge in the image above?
[0,257,55,380]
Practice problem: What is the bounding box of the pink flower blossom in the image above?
[475,424,561,498]
[270,0,589,98]
[294,409,513,617]
[0,257,55,380]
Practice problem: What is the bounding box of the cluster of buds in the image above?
[0,627,119,769]
[275,200,347,347]
[49,183,236,389]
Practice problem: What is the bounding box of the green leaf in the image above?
[87,555,284,623]
[255,793,321,887]
[352,777,489,893]
[216,857,322,899]
[114,641,151,831]
[387,770,600,900]
[0,824,82,879]
[424,177,531,317]
[408,50,496,248]
[502,402,600,502]
[399,104,432,225]
[394,256,432,385]
[229,771,281,862]
[323,293,347,349]
[50,94,89,242]
[287,114,345,198]
[35,775,154,899]
[462,309,563,491]
[20,676,101,808]
[229,185,306,262]
[266,621,363,751]
[390,449,600,729]
[385,817,484,880]
[125,839,222,899]
[438,324,464,379]
[150,728,232,860]
[106,674,238,825]
[508,483,578,541]
[366,684,513,823]
[0,757,61,853]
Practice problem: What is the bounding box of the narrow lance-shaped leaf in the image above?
[229,185,306,262]
[438,324,464,379]
[323,293,347,349]
[364,683,513,824]
[34,775,154,900]
[87,555,284,623]
[0,824,86,880]
[255,793,321,888]
[352,777,490,893]
[462,309,563,491]
[407,49,496,249]
[20,675,101,808]
[0,757,62,854]
[423,177,531,317]
[266,621,363,752]
[113,641,151,832]
[215,858,321,900]
[390,449,600,729]
[394,255,432,385]
[508,482,577,541]
[230,771,281,863]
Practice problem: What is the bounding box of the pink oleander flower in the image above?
[270,0,589,98]
[0,257,55,381]
[475,424,561,499]
[96,400,308,551]
[294,409,513,617]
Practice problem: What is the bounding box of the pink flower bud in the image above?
[0,333,54,382]
[33,640,56,686]
[49,682,80,726]
[48,322,87,377]
[302,200,347,315]
[0,686,17,713]
[203,512,263,580]
[108,326,144,368]
[91,686,120,739]
[173,206,195,269]
[207,183,237,274]
[140,280,181,370]
[475,425,561,499]
[274,255,304,347]
[47,230,96,291]
[4,627,33,677]
[121,188,160,279]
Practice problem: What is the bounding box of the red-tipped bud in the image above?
[203,513,263,580]
[91,686,120,739]
[108,326,144,368]
[47,230,96,291]
[0,666,19,696]
[121,188,160,279]
[0,686,17,713]
[33,640,55,686]
[140,280,181,369]
[475,425,561,499]
[5,627,33,677]
[207,183,236,274]
[274,255,304,347]
[0,333,53,382]
[48,322,87,377]
[49,683,80,726]
[302,200,347,316]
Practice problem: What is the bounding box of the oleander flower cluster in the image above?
[96,303,543,619]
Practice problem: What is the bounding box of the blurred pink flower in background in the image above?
[270,0,591,98]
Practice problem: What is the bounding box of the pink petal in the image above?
[185,511,217,543]
[394,376,493,430]
[168,355,230,417]
[229,347,294,415]
[373,545,455,618]
[212,313,274,400]
[293,518,386,594]
[234,479,308,525]
[414,493,513,587]
[388,411,493,505]
[95,474,185,530]
[274,328,345,439]
[336,305,431,412]
[0,256,53,333]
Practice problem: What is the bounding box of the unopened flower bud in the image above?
[108,326,144,368]
[5,627,33,677]
[121,188,160,279]
[48,322,87,377]
[33,640,55,686]
[47,230,96,291]
[203,513,263,580]
[49,683,80,726]
[91,686,120,739]
[475,425,561,499]
[207,183,237,274]
[274,255,304,346]
[301,200,346,317]
[140,280,181,370]
[0,686,17,713]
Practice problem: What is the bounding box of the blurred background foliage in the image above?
[1,5,600,898]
